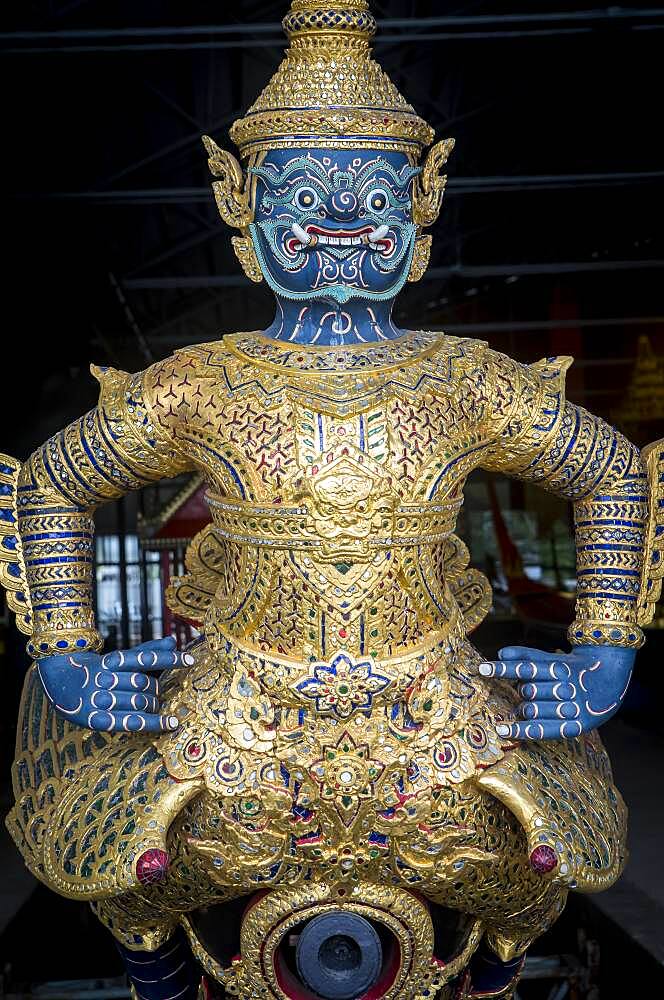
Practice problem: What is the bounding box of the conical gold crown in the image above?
[230,0,434,158]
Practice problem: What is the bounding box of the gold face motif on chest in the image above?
[301,453,397,560]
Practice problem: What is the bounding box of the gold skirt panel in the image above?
[6,636,626,967]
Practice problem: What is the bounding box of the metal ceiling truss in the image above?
[4,9,664,51]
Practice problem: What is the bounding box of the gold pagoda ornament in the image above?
[229,0,435,157]
[616,334,664,427]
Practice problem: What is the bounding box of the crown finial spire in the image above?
[229,1,434,159]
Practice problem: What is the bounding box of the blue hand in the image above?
[36,636,193,733]
[478,644,636,741]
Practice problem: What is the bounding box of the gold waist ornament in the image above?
[203,611,464,711]
[206,490,463,559]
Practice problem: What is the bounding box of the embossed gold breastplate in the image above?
[164,332,494,666]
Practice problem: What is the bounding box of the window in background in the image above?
[95,534,163,648]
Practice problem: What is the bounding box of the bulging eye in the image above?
[365,187,390,213]
[293,187,320,212]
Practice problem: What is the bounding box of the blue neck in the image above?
[262,295,406,346]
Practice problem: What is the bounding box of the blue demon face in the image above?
[248,148,420,305]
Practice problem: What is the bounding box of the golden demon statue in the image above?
[1,3,662,999]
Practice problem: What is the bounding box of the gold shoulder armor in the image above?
[0,454,32,635]
[485,353,574,468]
[638,438,664,625]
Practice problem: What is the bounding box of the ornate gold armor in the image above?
[4,329,659,996]
[2,2,663,997]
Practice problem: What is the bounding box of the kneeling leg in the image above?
[116,928,202,1000]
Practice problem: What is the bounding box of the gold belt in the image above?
[206,491,463,551]
[205,606,465,707]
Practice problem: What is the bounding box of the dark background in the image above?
[1,0,663,455]
[1,2,664,996]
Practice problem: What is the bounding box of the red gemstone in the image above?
[530,845,558,874]
[339,628,348,639]
[189,743,202,758]
[136,848,170,885]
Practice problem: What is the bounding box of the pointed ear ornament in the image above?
[231,236,264,284]
[413,138,456,228]
[202,135,263,283]
[202,135,254,230]
[407,235,433,284]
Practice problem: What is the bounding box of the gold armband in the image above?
[567,620,645,650]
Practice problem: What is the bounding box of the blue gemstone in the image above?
[40,643,49,652]
[56,640,68,649]
[76,638,87,648]
[592,630,602,638]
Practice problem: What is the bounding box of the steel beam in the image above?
[108,272,154,362]
[41,169,664,204]
[121,259,664,290]
[4,9,664,40]
[95,107,242,188]
[123,224,221,278]
[5,9,664,52]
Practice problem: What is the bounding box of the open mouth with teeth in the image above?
[286,223,394,255]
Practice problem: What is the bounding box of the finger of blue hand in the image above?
[110,712,179,733]
[521,701,580,721]
[91,690,159,713]
[519,681,576,702]
[90,689,114,711]
[479,660,538,680]
[156,650,195,668]
[100,650,130,670]
[95,670,120,690]
[497,719,582,741]
[86,710,115,732]
[105,648,194,672]
[499,660,570,681]
[113,672,159,696]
